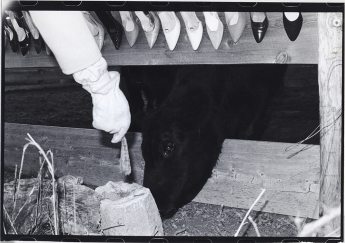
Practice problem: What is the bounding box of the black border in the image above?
[2,1,345,12]
[1,1,344,242]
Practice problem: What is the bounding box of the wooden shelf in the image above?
[4,12,318,68]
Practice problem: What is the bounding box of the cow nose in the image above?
[143,171,153,187]
[143,173,154,188]
[160,207,178,219]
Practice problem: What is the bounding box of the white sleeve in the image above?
[73,57,114,95]
[29,11,101,75]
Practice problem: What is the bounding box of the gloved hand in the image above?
[29,11,130,142]
[91,71,131,143]
[74,58,131,143]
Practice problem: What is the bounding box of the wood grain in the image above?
[4,123,320,219]
[317,12,342,234]
[4,12,318,68]
[194,139,320,219]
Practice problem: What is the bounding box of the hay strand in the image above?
[14,133,59,235]
[3,205,17,234]
[234,189,265,237]
[13,187,35,224]
[298,206,340,237]
[248,216,261,237]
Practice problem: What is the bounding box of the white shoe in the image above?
[181,12,203,50]
[120,11,139,47]
[158,11,180,51]
[135,11,160,49]
[203,12,223,50]
[83,11,105,50]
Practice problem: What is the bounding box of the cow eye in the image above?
[163,142,175,158]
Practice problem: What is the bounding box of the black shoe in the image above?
[32,33,43,54]
[250,12,269,43]
[283,12,303,41]
[22,11,43,54]
[95,11,123,50]
[7,10,31,56]
[3,13,19,53]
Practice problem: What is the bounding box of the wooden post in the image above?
[318,12,342,235]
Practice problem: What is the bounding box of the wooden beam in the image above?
[4,12,318,68]
[4,123,320,219]
[317,12,342,234]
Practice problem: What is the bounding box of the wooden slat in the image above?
[4,123,319,219]
[4,12,318,68]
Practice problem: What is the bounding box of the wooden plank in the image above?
[317,13,342,234]
[4,68,73,85]
[3,123,144,186]
[4,66,121,85]
[4,83,79,92]
[194,140,320,219]
[4,123,319,219]
[4,12,318,68]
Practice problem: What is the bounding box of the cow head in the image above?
[141,86,226,219]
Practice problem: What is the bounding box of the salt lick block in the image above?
[95,181,163,236]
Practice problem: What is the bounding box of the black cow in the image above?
[125,65,285,219]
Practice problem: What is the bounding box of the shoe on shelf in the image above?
[283,12,303,41]
[225,12,246,43]
[6,10,31,56]
[203,12,223,50]
[180,11,203,50]
[120,11,139,48]
[45,41,52,56]
[158,11,180,51]
[95,11,123,50]
[135,11,160,49]
[83,11,105,50]
[3,12,19,53]
[250,12,269,43]
[22,11,43,54]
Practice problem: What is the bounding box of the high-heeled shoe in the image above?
[83,11,105,50]
[283,12,303,41]
[225,12,246,43]
[3,13,19,53]
[135,11,159,49]
[45,41,52,56]
[7,10,31,56]
[4,30,8,48]
[95,11,123,50]
[158,11,180,51]
[250,12,268,43]
[120,11,139,48]
[180,12,203,50]
[203,12,223,50]
[22,11,43,54]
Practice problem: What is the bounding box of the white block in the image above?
[95,181,163,236]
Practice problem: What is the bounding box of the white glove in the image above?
[74,58,131,143]
[29,11,129,142]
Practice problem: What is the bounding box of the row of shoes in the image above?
[3,10,104,56]
[4,11,304,56]
[95,11,304,51]
[4,10,45,56]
